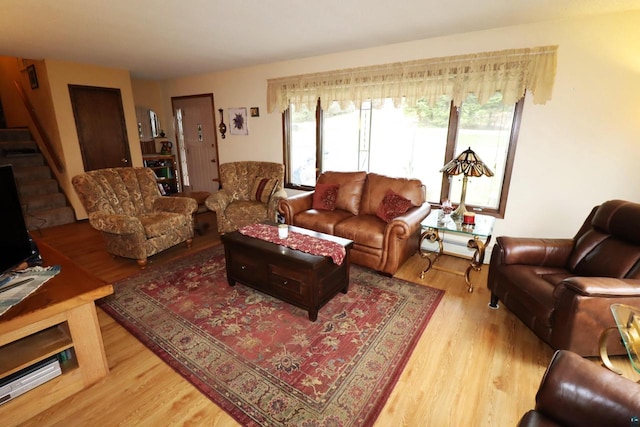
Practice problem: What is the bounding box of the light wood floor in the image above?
[17,212,640,426]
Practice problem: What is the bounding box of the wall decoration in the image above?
[218,108,226,139]
[229,107,248,135]
[27,64,38,89]
[250,107,260,117]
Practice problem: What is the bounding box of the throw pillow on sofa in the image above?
[376,189,414,223]
[312,183,340,211]
[250,177,278,203]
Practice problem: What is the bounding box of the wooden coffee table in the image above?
[220,224,353,321]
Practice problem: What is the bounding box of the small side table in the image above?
[171,191,210,235]
[599,303,640,376]
[418,209,495,292]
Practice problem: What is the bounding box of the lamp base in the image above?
[451,203,467,220]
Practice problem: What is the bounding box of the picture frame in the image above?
[27,64,38,89]
[228,107,248,135]
[250,107,260,117]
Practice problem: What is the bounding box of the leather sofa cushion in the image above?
[317,171,367,215]
[334,215,386,249]
[359,173,425,216]
[293,209,354,235]
[573,236,640,278]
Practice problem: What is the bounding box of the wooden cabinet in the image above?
[0,240,113,425]
[143,154,180,194]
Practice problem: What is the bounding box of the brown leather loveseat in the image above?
[488,199,640,356]
[518,350,640,427]
[278,171,430,275]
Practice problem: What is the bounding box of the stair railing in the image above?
[13,80,65,174]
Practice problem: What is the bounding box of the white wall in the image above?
[158,11,640,242]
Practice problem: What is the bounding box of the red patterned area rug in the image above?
[99,245,444,426]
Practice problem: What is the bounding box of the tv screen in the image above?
[0,164,34,274]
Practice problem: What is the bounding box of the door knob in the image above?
[121,158,129,163]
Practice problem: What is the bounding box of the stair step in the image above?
[18,178,59,198]
[25,206,76,231]
[0,140,38,154]
[0,153,44,168]
[22,192,67,211]
[0,128,32,142]
[13,165,51,182]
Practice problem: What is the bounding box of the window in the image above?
[284,92,523,217]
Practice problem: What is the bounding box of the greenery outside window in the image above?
[284,92,523,217]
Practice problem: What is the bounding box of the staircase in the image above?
[0,128,76,230]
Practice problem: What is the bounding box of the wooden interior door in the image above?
[171,94,220,193]
[69,85,131,171]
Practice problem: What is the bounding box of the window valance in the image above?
[267,45,558,113]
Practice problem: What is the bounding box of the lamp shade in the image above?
[440,147,494,177]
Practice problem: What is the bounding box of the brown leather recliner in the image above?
[518,350,640,427]
[488,199,640,356]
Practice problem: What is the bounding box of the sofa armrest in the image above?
[154,196,197,216]
[386,202,431,239]
[278,191,313,224]
[88,212,144,235]
[556,277,640,298]
[528,350,640,427]
[495,236,574,267]
[205,189,233,214]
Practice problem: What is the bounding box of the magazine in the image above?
[0,265,61,317]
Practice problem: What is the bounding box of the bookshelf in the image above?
[142,154,180,194]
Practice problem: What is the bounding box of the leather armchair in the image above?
[205,161,286,234]
[518,350,640,427]
[72,167,197,267]
[488,200,640,356]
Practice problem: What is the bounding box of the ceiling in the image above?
[2,0,639,80]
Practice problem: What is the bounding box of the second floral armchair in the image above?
[205,161,286,234]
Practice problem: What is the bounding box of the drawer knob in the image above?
[283,280,288,285]
[241,265,246,270]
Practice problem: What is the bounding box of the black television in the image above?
[0,164,39,274]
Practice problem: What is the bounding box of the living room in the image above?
[1,2,639,426]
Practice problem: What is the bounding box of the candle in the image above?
[463,212,475,225]
[278,224,289,239]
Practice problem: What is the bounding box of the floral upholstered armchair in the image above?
[72,167,197,268]
[205,161,287,234]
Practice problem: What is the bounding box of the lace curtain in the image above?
[267,45,558,113]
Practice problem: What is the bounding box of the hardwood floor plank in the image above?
[13,216,640,426]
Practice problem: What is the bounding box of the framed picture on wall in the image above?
[27,65,39,89]
[228,107,248,135]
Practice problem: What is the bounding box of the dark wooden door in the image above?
[69,85,131,171]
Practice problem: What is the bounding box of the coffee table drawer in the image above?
[268,264,309,304]
[228,251,266,283]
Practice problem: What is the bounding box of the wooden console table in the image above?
[0,240,113,425]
